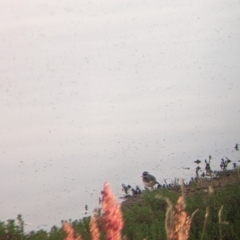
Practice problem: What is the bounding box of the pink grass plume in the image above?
[63,222,82,240]
[90,212,100,240]
[101,182,124,240]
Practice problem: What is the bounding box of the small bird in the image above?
[194,159,201,164]
[141,171,159,189]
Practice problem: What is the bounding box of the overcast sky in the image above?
[0,0,240,232]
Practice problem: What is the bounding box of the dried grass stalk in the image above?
[200,206,209,240]
[167,196,191,240]
[161,182,193,240]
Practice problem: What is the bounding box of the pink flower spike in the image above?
[63,222,82,240]
[102,182,124,240]
[90,213,100,240]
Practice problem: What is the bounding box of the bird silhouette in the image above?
[194,159,201,164]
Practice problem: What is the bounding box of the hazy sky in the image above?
[0,0,240,231]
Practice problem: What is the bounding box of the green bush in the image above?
[1,174,240,239]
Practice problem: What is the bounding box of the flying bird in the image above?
[194,159,201,164]
[141,171,159,189]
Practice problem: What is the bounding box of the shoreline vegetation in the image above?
[1,148,240,239]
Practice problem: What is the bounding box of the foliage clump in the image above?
[1,170,240,239]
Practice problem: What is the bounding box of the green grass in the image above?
[1,175,240,239]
